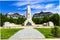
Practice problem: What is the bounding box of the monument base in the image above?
[24,19,35,26]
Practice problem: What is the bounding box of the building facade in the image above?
[33,11,53,18]
[6,12,25,19]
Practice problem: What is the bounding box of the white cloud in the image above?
[31,4,45,9]
[18,7,26,10]
[18,8,21,10]
[43,5,60,14]
[11,0,59,15]
[45,4,54,9]
[12,2,28,7]
[33,5,60,15]
[12,0,58,7]
[55,5,60,10]
[31,4,60,15]
[55,5,60,14]
[12,1,40,7]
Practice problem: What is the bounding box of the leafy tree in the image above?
[13,19,17,24]
[50,14,59,26]
[7,17,14,23]
[17,17,21,24]
[32,18,38,24]
[32,18,42,24]
[0,13,26,26]
[42,16,49,23]
[17,17,26,24]
[59,15,60,26]
[0,14,7,26]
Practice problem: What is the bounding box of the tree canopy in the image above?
[0,13,60,26]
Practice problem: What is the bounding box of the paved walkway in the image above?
[9,28,45,40]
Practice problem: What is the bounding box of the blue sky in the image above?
[0,0,59,16]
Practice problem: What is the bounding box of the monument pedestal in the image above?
[24,19,35,26]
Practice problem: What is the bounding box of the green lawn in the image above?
[0,26,60,39]
[0,28,23,39]
[35,28,54,38]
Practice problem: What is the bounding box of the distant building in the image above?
[33,11,53,18]
[6,12,25,19]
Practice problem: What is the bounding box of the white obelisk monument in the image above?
[26,4,31,19]
[24,4,35,26]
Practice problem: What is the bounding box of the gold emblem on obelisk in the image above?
[28,13,30,15]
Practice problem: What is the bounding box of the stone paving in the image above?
[9,28,45,40]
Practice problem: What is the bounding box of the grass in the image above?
[0,28,23,39]
[35,28,54,38]
[0,26,60,39]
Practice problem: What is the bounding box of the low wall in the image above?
[1,38,60,40]
[0,26,54,29]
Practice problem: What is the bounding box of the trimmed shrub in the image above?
[51,26,60,38]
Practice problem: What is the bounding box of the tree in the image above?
[32,18,38,24]
[0,13,26,26]
[17,17,21,24]
[13,19,17,24]
[7,17,14,23]
[17,17,26,24]
[42,16,49,23]
[50,14,59,26]
[32,18,42,24]
[0,14,7,26]
[59,15,60,26]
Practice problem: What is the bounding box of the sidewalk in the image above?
[9,28,45,40]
